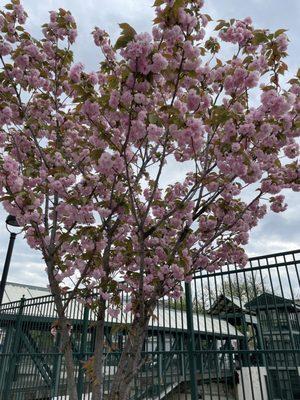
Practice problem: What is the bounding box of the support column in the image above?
[0,232,17,304]
[2,296,25,398]
[185,282,198,400]
[255,323,266,367]
[51,331,62,398]
[77,306,90,398]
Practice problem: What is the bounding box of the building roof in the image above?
[2,281,50,303]
[245,292,300,312]
[209,294,249,315]
[1,282,243,338]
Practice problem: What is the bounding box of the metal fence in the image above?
[0,249,300,400]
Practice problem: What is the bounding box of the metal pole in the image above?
[2,296,25,399]
[185,281,198,400]
[51,332,62,398]
[0,232,17,305]
[77,306,90,398]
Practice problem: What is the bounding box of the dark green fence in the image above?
[0,249,300,399]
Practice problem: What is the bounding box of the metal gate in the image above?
[188,249,300,400]
[0,249,299,399]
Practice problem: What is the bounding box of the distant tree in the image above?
[170,272,269,312]
[206,272,267,308]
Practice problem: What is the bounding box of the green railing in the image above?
[0,249,300,399]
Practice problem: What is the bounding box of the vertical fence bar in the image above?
[51,332,62,398]
[2,296,25,399]
[184,282,198,400]
[77,306,89,399]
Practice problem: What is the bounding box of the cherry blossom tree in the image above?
[0,0,299,399]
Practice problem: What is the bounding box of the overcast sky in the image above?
[0,0,299,287]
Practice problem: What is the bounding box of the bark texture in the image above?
[109,305,154,400]
[47,259,78,400]
[59,318,78,400]
[92,300,106,400]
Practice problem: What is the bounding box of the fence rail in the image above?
[0,249,300,399]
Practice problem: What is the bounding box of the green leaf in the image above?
[214,20,228,31]
[0,195,12,201]
[173,0,185,13]
[205,37,220,54]
[275,29,288,38]
[274,159,282,168]
[288,78,298,85]
[204,14,213,22]
[148,113,160,124]
[118,23,136,36]
[294,120,300,129]
[115,23,136,50]
[153,0,164,6]
[199,47,206,56]
[153,16,161,25]
[244,55,254,65]
[277,62,288,75]
[276,132,285,142]
[107,75,119,89]
[58,8,67,16]
[114,37,129,50]
[211,105,232,126]
[253,31,268,45]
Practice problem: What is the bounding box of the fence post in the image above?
[77,306,89,398]
[255,324,266,367]
[3,296,25,399]
[241,316,249,367]
[51,331,62,398]
[157,332,163,378]
[185,282,198,400]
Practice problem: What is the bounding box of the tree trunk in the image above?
[92,300,106,400]
[109,306,154,400]
[47,262,78,400]
[59,318,78,400]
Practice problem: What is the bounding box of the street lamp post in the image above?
[0,215,21,304]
